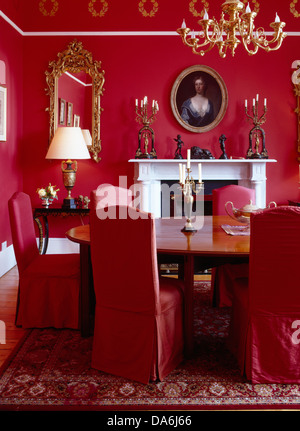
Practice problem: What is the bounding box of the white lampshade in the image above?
[46,127,91,160]
[82,129,92,147]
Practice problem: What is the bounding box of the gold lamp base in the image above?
[61,159,77,209]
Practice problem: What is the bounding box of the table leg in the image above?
[183,254,195,357]
[79,243,95,337]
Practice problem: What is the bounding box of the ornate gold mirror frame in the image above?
[45,40,105,162]
[292,60,300,161]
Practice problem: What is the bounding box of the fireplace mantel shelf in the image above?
[129,158,277,217]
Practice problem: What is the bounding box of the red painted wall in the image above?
[0,14,23,249]
[1,0,300,243]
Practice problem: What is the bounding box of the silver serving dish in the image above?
[225,199,277,224]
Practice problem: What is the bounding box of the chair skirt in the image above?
[17,254,80,329]
[228,279,300,383]
[92,277,184,384]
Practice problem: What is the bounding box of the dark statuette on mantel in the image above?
[174,134,184,159]
[219,134,228,159]
[191,146,215,159]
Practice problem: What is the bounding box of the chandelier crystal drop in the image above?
[177,0,287,58]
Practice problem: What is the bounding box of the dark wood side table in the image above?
[288,200,300,207]
[33,206,90,254]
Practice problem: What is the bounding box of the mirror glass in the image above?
[46,40,105,162]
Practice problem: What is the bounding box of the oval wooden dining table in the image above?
[66,215,250,357]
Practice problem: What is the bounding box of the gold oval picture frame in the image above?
[170,65,228,133]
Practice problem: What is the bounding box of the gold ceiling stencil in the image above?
[39,0,58,16]
[291,0,300,18]
[138,0,159,17]
[88,0,108,18]
[189,0,209,18]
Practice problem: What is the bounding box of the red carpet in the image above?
[0,281,300,411]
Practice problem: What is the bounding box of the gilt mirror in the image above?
[45,40,105,162]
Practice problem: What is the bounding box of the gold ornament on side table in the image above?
[245,94,268,159]
[179,150,203,233]
[135,96,158,159]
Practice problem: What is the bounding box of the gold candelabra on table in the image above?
[244,94,268,159]
[179,151,203,232]
[135,96,158,159]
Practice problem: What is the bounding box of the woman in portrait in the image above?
[181,75,214,127]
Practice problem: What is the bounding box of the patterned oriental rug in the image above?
[1,281,300,411]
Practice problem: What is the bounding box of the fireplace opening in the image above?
[161,180,238,217]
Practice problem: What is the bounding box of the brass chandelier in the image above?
[177,0,287,58]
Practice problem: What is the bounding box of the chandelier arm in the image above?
[249,25,286,53]
[198,19,223,45]
[192,41,217,57]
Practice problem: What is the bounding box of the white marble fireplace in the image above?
[129,159,276,218]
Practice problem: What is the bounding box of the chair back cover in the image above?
[90,184,133,210]
[229,205,300,383]
[8,192,39,273]
[91,205,159,314]
[249,205,300,312]
[212,184,255,216]
[90,205,183,383]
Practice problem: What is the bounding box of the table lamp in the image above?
[46,127,91,209]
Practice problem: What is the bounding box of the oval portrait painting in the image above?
[171,65,228,133]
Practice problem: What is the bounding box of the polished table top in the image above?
[66,215,250,256]
[66,215,250,354]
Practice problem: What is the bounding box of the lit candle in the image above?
[253,98,255,107]
[256,94,259,102]
[275,13,280,23]
[179,163,182,184]
[187,149,191,169]
[203,9,209,20]
[181,19,186,28]
[264,98,267,107]
[135,99,138,107]
[245,99,247,108]
[156,101,159,111]
[198,163,202,183]
[246,3,251,13]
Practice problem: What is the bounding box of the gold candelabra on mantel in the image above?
[135,96,158,159]
[244,94,268,159]
[179,151,203,233]
[177,0,286,58]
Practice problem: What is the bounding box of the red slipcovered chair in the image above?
[228,206,300,383]
[8,192,80,329]
[211,184,255,307]
[90,184,133,210]
[90,205,184,384]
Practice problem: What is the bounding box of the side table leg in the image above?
[34,217,44,254]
